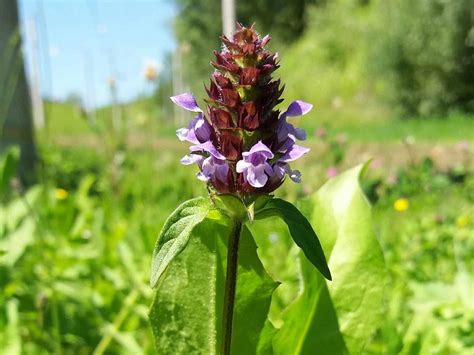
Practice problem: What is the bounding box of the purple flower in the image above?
[277,100,312,151]
[180,154,204,166]
[176,113,212,144]
[283,100,313,118]
[236,141,274,188]
[170,93,202,112]
[171,26,316,194]
[197,156,229,182]
[273,163,302,183]
[181,153,228,183]
[279,144,310,162]
[190,140,226,160]
[180,141,229,183]
[271,144,310,183]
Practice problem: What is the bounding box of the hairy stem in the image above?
[221,219,243,355]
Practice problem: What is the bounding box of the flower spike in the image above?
[171,24,313,197]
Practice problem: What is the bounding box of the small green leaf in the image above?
[150,197,212,288]
[211,193,247,220]
[255,198,331,281]
[274,163,388,354]
[0,218,35,267]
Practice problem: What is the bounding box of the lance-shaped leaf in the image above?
[150,197,212,288]
[274,163,388,354]
[254,198,331,281]
[149,218,277,354]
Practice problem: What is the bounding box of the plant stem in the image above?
[221,219,242,355]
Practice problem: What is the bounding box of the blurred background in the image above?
[0,0,473,353]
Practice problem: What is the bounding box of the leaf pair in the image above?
[149,194,332,290]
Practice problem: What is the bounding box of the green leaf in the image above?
[273,257,345,354]
[0,146,19,196]
[149,218,277,354]
[211,194,247,220]
[234,225,278,354]
[0,217,35,267]
[255,198,331,281]
[274,163,388,354]
[150,197,212,288]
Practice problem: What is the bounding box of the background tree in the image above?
[0,0,37,184]
[373,0,474,117]
[173,0,321,96]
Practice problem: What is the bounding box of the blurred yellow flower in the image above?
[144,66,158,81]
[394,198,409,212]
[55,188,68,200]
[456,215,469,228]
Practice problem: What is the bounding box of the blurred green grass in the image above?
[42,100,474,144]
[2,142,472,353]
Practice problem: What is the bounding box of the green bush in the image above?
[373,0,474,117]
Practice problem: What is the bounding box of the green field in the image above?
[1,0,474,352]
[1,106,472,352]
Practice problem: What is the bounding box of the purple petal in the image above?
[214,161,229,182]
[264,162,274,176]
[272,162,302,183]
[283,100,313,118]
[272,163,286,179]
[170,93,202,112]
[176,127,199,144]
[246,165,268,188]
[277,119,290,142]
[292,127,307,141]
[278,135,296,153]
[194,115,212,142]
[177,113,211,144]
[180,154,203,165]
[199,156,229,183]
[243,141,274,159]
[200,157,214,180]
[196,172,209,181]
[236,160,251,173]
[279,144,310,162]
[289,169,302,183]
[190,141,225,160]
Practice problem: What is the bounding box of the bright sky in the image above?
[18,0,176,107]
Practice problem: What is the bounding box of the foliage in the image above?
[0,136,472,353]
[148,161,387,353]
[255,198,331,280]
[173,0,474,120]
[149,220,276,354]
[274,164,387,354]
[372,0,474,117]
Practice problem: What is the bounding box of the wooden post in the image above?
[0,0,37,184]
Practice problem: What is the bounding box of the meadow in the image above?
[1,98,472,353]
[1,0,473,352]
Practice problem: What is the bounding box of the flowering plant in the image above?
[149,24,385,355]
[172,29,313,197]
